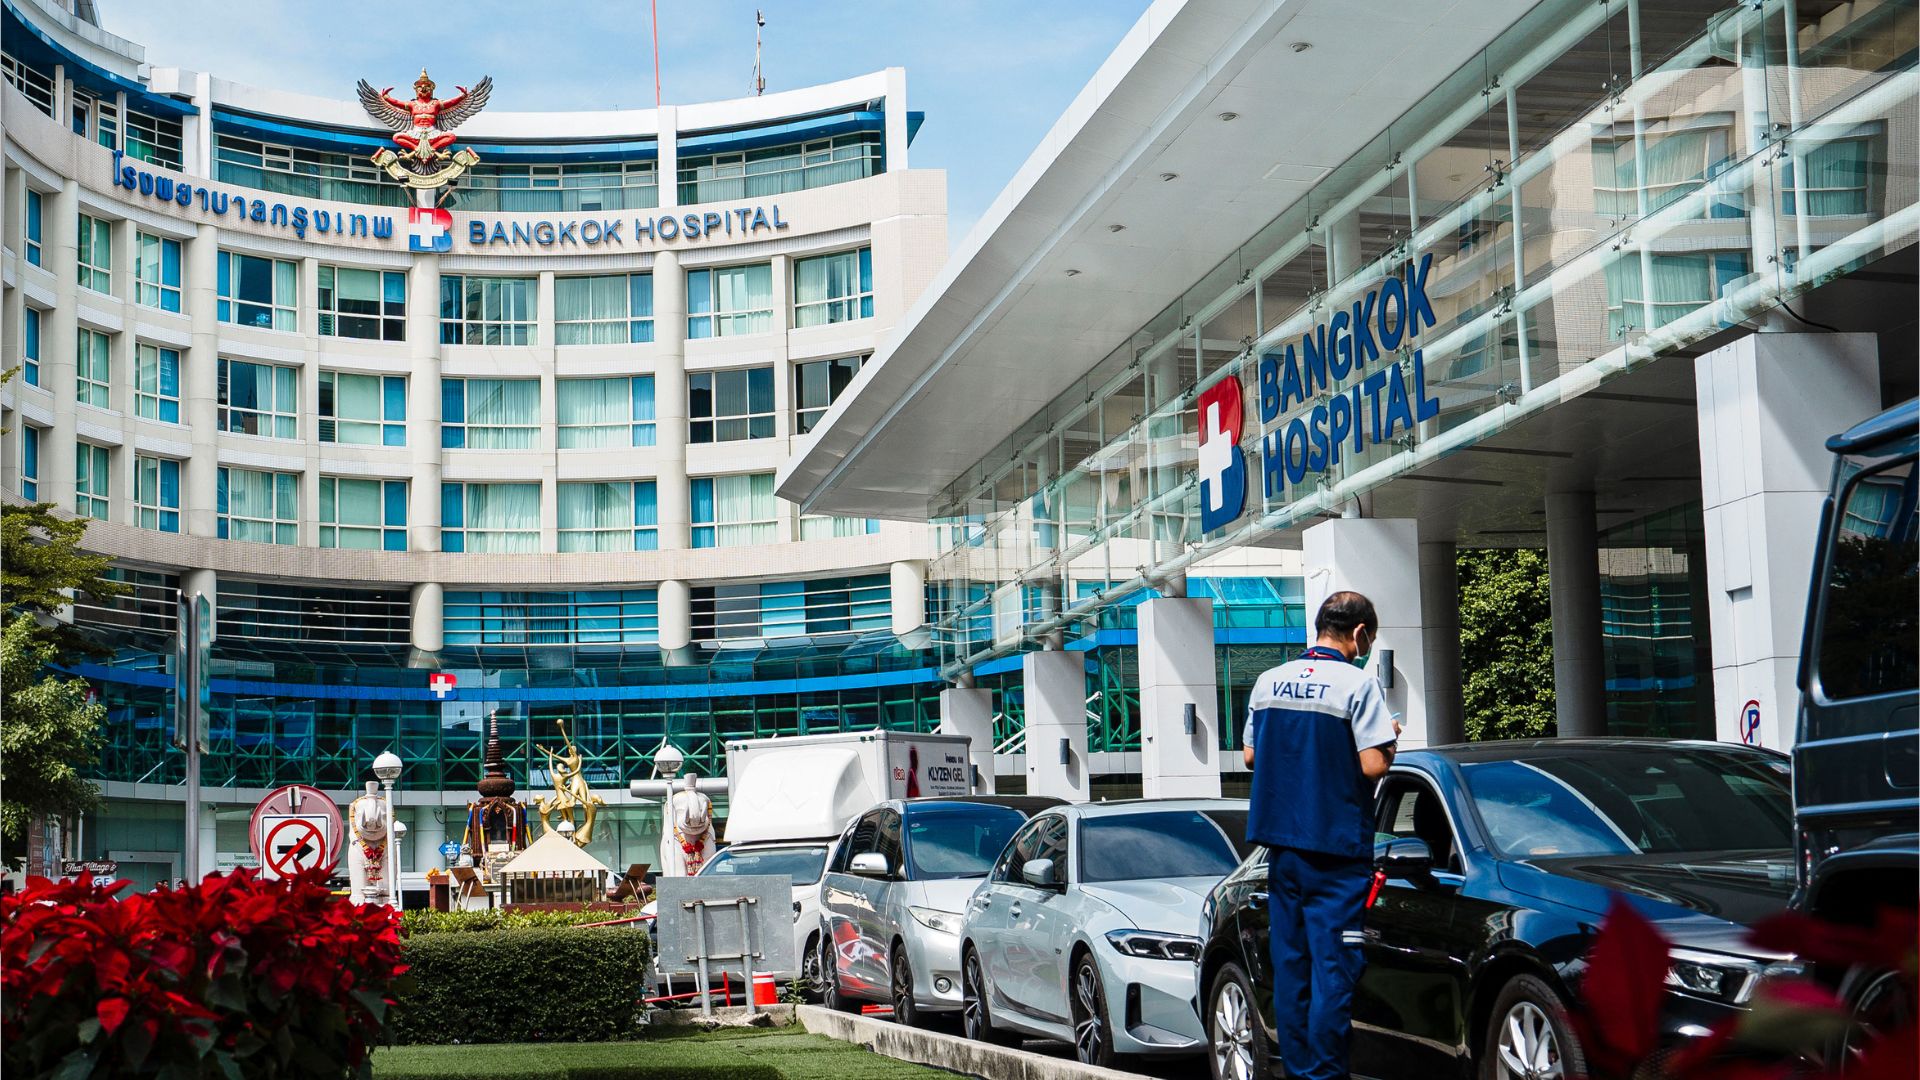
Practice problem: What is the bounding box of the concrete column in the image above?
[42,181,79,512]
[1327,211,1364,283]
[657,578,692,651]
[181,568,217,641]
[1139,596,1222,797]
[657,106,679,210]
[1546,491,1606,737]
[412,807,447,873]
[183,224,220,536]
[536,269,558,552]
[1302,517,1430,747]
[410,581,445,653]
[652,250,689,549]
[194,804,216,884]
[1695,332,1878,750]
[938,686,995,794]
[407,254,442,551]
[1022,649,1088,802]
[1419,541,1465,745]
[883,68,910,170]
[890,560,927,636]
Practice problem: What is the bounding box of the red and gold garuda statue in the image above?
[355,70,492,191]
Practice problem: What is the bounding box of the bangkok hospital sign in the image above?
[108,149,793,254]
[1197,254,1443,534]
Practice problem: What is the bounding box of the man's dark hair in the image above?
[1315,591,1378,637]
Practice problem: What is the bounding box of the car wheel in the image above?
[1480,975,1585,1080]
[891,945,920,1027]
[821,935,858,1013]
[962,944,1020,1047]
[801,933,823,1003]
[1836,964,1916,1070]
[1209,961,1272,1080]
[1070,951,1120,1069]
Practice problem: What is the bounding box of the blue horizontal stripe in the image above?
[2,1,197,116]
[212,108,660,163]
[676,109,884,155]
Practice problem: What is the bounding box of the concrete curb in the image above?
[795,1004,1146,1080]
[647,1003,796,1028]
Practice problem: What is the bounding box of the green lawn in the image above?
[369,1026,952,1080]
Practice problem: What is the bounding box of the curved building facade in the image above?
[0,0,958,885]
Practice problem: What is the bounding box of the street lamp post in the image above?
[371,751,403,910]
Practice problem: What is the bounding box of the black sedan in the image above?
[1197,739,1801,1080]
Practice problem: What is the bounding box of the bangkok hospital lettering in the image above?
[109,148,793,250]
[1252,253,1442,501]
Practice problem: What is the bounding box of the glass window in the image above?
[793,248,873,327]
[218,359,299,439]
[1459,747,1792,859]
[320,477,408,551]
[218,466,298,545]
[1815,456,1918,700]
[991,817,1047,883]
[77,214,112,293]
[213,135,410,210]
[318,265,406,341]
[688,367,774,442]
[441,482,541,553]
[798,515,879,541]
[555,274,654,344]
[76,329,111,409]
[686,264,773,338]
[903,804,1026,880]
[24,189,42,267]
[1604,252,1749,338]
[2,56,55,117]
[134,232,182,312]
[134,456,180,533]
[1077,810,1245,883]
[441,378,539,449]
[1783,136,1875,217]
[443,588,658,645]
[690,473,776,548]
[557,377,655,448]
[558,481,657,552]
[217,251,298,331]
[135,344,181,423]
[75,442,110,520]
[1591,123,1729,219]
[20,426,39,501]
[1375,779,1459,872]
[125,111,183,170]
[439,275,537,345]
[794,355,863,433]
[22,308,40,387]
[677,132,882,204]
[319,372,406,446]
[697,844,829,886]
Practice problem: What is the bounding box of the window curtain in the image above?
[634,481,658,550]
[556,276,629,344]
[466,483,540,552]
[794,251,865,326]
[713,473,775,547]
[226,469,295,544]
[466,379,539,448]
[799,516,877,540]
[559,482,633,551]
[633,376,656,446]
[1604,253,1714,334]
[1795,140,1870,216]
[557,379,630,447]
[336,373,384,444]
[325,477,386,549]
[715,264,773,334]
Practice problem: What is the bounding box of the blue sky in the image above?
[98,0,1150,248]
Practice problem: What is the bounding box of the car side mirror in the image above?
[850,852,891,878]
[1376,837,1433,879]
[1019,858,1061,890]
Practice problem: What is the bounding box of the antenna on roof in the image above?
[753,10,767,97]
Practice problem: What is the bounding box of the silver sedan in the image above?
[959,798,1251,1068]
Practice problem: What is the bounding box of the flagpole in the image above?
[651,0,662,107]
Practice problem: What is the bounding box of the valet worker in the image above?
[1242,590,1399,1080]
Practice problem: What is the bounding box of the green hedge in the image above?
[400,909,627,936]
[392,927,652,1044]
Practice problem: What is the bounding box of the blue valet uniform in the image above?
[1242,645,1398,1080]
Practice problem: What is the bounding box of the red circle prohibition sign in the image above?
[265,818,328,876]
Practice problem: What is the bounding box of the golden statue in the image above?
[535,719,605,846]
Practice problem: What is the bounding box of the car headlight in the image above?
[907,906,964,935]
[1664,948,1763,1003]
[1106,929,1202,961]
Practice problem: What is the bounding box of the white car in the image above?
[645,836,841,994]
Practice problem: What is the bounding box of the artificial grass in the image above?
[369,1025,951,1080]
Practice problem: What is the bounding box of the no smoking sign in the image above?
[249,785,344,880]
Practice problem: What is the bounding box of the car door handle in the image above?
[1009,904,1022,918]
[975,895,992,909]
[1248,891,1268,909]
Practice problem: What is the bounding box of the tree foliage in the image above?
[1457,548,1556,741]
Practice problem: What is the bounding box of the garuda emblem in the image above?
[355,70,492,195]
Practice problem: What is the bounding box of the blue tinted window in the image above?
[904,804,1027,880]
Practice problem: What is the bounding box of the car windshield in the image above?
[699,845,829,886]
[1078,809,1248,884]
[1460,748,1793,859]
[905,804,1027,880]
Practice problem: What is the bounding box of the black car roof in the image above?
[1406,737,1787,764]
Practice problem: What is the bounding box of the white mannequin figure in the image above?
[347,781,390,903]
[658,772,716,877]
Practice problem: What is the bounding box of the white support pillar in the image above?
[1546,491,1606,737]
[43,181,80,513]
[412,807,447,873]
[1022,650,1087,802]
[1695,332,1878,750]
[890,560,927,637]
[938,686,995,794]
[1419,541,1465,745]
[181,568,217,639]
[1138,597,1222,797]
[410,582,444,654]
[184,223,220,537]
[1302,518,1430,747]
[406,254,442,552]
[657,579,692,652]
[653,250,689,550]
[883,68,910,171]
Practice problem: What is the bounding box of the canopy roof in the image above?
[498,829,613,877]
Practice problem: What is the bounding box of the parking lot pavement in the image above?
[797,1004,1167,1080]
